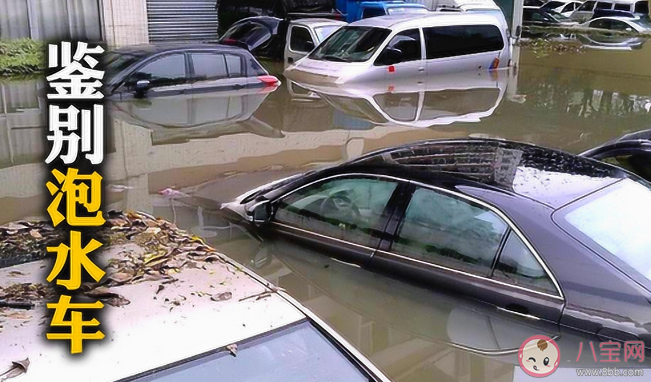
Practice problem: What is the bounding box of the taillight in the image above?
[489,58,500,70]
[221,38,237,45]
[258,75,280,86]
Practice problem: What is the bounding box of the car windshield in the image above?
[309,26,391,63]
[387,7,429,15]
[631,17,651,29]
[314,25,342,43]
[104,52,142,76]
[129,320,371,382]
[547,9,571,21]
[560,179,651,282]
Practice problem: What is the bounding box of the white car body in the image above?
[0,249,390,382]
[542,0,583,17]
[284,18,346,68]
[570,0,650,22]
[284,13,511,86]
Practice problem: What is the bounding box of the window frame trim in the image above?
[380,179,563,300]
[271,173,404,251]
[268,172,565,301]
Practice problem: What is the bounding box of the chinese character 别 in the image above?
[46,168,105,227]
[47,230,105,290]
[47,42,105,99]
[47,295,104,354]
[46,104,104,165]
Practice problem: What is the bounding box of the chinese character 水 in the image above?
[46,230,105,290]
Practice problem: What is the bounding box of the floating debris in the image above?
[0,358,29,381]
[210,292,232,302]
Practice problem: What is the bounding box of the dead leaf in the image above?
[156,285,165,295]
[0,358,29,381]
[108,272,133,284]
[7,271,24,277]
[211,292,232,302]
[28,229,42,239]
[227,344,238,357]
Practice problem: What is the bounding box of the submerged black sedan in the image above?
[224,139,651,348]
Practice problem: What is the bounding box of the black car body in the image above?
[224,139,651,348]
[582,129,651,181]
[523,6,577,27]
[219,17,288,60]
[103,44,279,99]
[218,0,341,33]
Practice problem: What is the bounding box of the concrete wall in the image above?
[100,0,149,47]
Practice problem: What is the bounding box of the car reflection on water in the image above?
[301,70,507,128]
[109,85,283,144]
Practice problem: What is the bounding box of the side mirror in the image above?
[377,47,403,66]
[135,79,151,95]
[248,199,272,227]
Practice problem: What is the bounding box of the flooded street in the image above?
[2,43,651,381]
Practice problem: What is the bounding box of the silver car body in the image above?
[284,13,511,86]
[299,70,508,128]
[283,18,346,67]
[571,0,649,22]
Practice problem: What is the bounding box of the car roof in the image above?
[349,12,502,29]
[344,139,630,209]
[291,18,347,28]
[111,43,248,56]
[0,248,305,382]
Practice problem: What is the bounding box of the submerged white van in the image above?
[283,13,511,85]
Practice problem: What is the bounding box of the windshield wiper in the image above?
[320,54,348,62]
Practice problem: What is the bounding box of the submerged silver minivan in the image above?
[284,13,510,85]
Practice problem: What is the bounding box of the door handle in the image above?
[418,67,425,72]
[497,306,541,321]
[232,84,245,90]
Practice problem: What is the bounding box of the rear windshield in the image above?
[558,179,651,282]
[309,26,391,63]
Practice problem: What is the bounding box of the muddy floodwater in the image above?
[1,43,651,381]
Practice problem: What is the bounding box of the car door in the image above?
[119,53,191,98]
[370,183,565,324]
[373,29,425,82]
[571,0,596,21]
[189,51,248,93]
[270,175,404,266]
[285,25,316,66]
[423,24,505,75]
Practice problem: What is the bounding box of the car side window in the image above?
[424,25,504,60]
[635,1,649,13]
[375,29,421,66]
[290,26,316,53]
[130,54,187,88]
[610,20,633,32]
[590,19,610,29]
[614,3,631,11]
[191,53,228,81]
[578,1,596,11]
[225,54,244,77]
[391,187,508,276]
[562,4,574,12]
[492,231,557,294]
[275,178,399,247]
[595,1,613,9]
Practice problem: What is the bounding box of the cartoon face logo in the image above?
[518,335,560,378]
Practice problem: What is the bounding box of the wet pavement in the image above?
[1,42,651,381]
